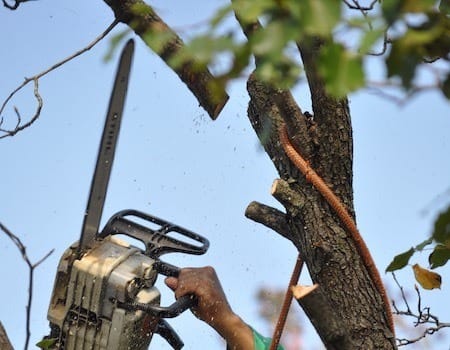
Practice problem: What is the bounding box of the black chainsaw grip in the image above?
[141,294,197,318]
[153,260,198,317]
[99,209,209,258]
[122,261,197,318]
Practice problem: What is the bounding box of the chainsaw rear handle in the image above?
[154,260,197,317]
[139,261,197,318]
[99,209,209,258]
[125,294,196,319]
[116,261,197,318]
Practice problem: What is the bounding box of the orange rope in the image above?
[278,124,394,334]
[269,255,303,350]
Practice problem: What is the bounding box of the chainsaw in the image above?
[45,39,209,350]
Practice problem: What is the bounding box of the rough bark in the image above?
[246,48,396,347]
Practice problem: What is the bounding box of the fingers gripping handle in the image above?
[154,261,198,318]
[99,209,209,258]
[119,262,197,318]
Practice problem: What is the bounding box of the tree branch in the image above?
[0,222,54,350]
[391,273,450,346]
[0,20,119,139]
[245,201,293,242]
[103,0,229,119]
[294,285,348,349]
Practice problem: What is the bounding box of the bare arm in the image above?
[165,266,254,350]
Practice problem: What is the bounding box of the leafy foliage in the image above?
[318,43,364,97]
[387,205,450,287]
[105,0,450,99]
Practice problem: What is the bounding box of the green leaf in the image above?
[386,40,421,89]
[251,21,297,57]
[254,56,301,89]
[383,0,436,24]
[415,237,433,251]
[432,205,450,244]
[36,338,57,349]
[318,43,365,97]
[231,0,275,23]
[429,245,450,269]
[190,34,236,65]
[440,0,450,15]
[210,4,233,28]
[103,29,130,62]
[299,0,341,36]
[382,0,403,25]
[386,247,415,272]
[401,0,436,13]
[401,23,444,49]
[359,28,386,55]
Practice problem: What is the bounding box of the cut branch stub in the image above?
[271,179,304,217]
[245,201,293,242]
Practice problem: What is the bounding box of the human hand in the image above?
[165,266,254,349]
[164,266,233,328]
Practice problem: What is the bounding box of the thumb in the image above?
[165,277,178,291]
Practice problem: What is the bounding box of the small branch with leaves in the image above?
[392,273,450,346]
[0,222,54,350]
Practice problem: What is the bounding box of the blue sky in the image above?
[1,1,449,349]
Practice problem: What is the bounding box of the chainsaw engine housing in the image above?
[48,236,160,350]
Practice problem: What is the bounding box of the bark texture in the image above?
[246,41,396,347]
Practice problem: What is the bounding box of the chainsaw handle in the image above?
[153,260,197,317]
[100,209,209,258]
[119,261,197,318]
[142,294,196,318]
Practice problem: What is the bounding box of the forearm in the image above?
[211,313,254,350]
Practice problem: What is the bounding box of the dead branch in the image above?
[0,19,119,139]
[245,201,293,242]
[0,222,54,350]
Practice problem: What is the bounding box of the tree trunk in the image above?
[245,39,396,347]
